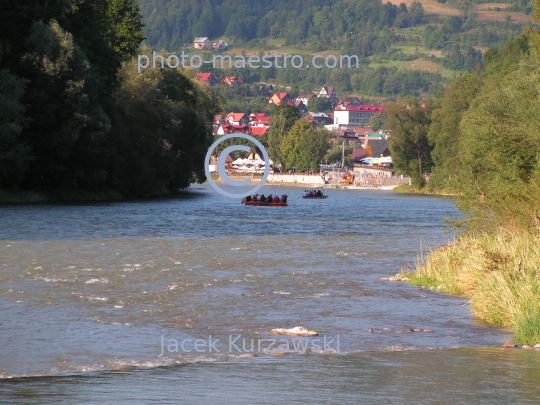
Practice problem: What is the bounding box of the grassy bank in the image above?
[392,184,455,196]
[405,231,540,345]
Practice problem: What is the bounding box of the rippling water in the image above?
[1,185,538,404]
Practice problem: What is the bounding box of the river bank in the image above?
[392,184,456,196]
[209,175,392,190]
[0,189,126,204]
[401,230,540,346]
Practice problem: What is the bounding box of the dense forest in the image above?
[0,0,220,198]
[138,0,535,99]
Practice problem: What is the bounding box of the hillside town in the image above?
[197,69,400,186]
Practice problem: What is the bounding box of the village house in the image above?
[222,76,245,87]
[362,138,390,157]
[295,93,317,105]
[193,37,211,49]
[333,103,384,126]
[196,73,220,86]
[268,92,292,105]
[247,146,269,162]
[295,100,307,115]
[212,40,229,49]
[225,112,249,126]
[318,86,337,100]
[250,116,270,127]
[303,112,332,126]
[337,128,360,142]
[216,124,250,135]
[249,112,268,123]
[250,127,269,137]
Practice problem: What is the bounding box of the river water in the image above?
[1,185,539,404]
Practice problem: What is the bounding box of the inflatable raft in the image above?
[302,195,328,199]
[243,200,288,206]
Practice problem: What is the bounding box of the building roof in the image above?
[272,92,290,101]
[366,139,390,157]
[306,112,329,118]
[197,73,218,82]
[219,124,250,132]
[194,37,209,43]
[213,40,229,47]
[249,112,268,119]
[222,76,245,85]
[252,116,270,125]
[335,103,384,112]
[250,127,268,136]
[351,148,367,162]
[320,86,335,94]
[225,112,247,122]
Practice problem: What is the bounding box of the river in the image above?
[1,185,538,404]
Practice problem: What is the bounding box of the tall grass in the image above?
[411,230,540,344]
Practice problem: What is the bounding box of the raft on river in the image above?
[243,200,288,206]
[302,195,328,199]
[242,194,288,206]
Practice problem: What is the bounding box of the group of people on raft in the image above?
[244,193,288,203]
[304,189,324,197]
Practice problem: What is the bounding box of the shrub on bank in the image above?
[411,231,540,344]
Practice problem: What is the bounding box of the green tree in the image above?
[369,112,386,131]
[385,98,434,187]
[20,20,111,191]
[267,104,301,165]
[427,72,483,190]
[0,70,32,189]
[457,43,540,232]
[280,119,330,172]
[307,97,331,112]
[111,55,220,196]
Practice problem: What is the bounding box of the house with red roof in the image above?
[268,92,292,105]
[196,73,220,86]
[250,127,269,137]
[225,112,249,126]
[216,124,250,135]
[333,103,384,126]
[251,116,270,127]
[222,76,245,87]
[319,86,337,100]
[249,112,268,123]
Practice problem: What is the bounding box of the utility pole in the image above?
[341,138,345,168]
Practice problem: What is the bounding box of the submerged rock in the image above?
[503,341,517,348]
[270,326,318,336]
[113,365,134,371]
[423,329,433,333]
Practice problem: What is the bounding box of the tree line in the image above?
[384,24,540,233]
[0,0,220,198]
